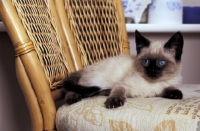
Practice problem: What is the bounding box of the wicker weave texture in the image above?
[12,0,70,89]
[65,0,123,66]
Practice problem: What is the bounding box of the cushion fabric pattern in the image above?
[56,84,200,131]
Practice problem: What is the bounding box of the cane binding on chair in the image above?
[15,41,35,56]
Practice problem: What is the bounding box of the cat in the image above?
[61,30,184,108]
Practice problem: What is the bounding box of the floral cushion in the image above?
[56,84,200,131]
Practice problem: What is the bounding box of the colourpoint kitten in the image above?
[62,30,184,108]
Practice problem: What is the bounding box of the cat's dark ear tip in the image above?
[135,30,141,36]
[175,31,182,36]
[175,31,183,40]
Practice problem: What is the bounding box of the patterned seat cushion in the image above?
[56,85,200,131]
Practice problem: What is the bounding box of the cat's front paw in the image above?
[104,96,126,108]
[162,87,183,99]
[65,92,82,104]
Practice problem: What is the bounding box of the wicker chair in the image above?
[54,0,129,67]
[0,0,129,130]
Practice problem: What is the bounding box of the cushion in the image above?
[56,84,200,131]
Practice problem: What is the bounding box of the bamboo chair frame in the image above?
[0,0,129,130]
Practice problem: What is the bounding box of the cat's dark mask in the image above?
[135,30,184,62]
[135,30,184,80]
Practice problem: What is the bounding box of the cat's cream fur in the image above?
[62,30,184,108]
[78,41,182,98]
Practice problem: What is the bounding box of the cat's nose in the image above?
[147,69,160,79]
[150,69,155,73]
[147,69,157,76]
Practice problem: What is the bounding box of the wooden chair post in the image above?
[0,0,77,130]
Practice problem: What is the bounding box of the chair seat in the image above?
[56,84,200,131]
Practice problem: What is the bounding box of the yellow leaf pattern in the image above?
[154,120,176,131]
[109,120,137,131]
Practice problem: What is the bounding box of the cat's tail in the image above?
[63,79,100,97]
[62,71,111,97]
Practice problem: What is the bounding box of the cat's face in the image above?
[134,30,184,81]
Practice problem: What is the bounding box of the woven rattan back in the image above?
[0,0,76,130]
[12,0,74,89]
[55,0,130,68]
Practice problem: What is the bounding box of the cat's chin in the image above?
[145,75,162,81]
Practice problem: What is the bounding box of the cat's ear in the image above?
[164,32,184,61]
[135,30,150,54]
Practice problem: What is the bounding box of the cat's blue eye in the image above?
[158,60,166,66]
[142,59,150,66]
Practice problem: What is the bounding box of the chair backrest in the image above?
[0,0,74,130]
[55,0,130,68]
[0,0,129,131]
